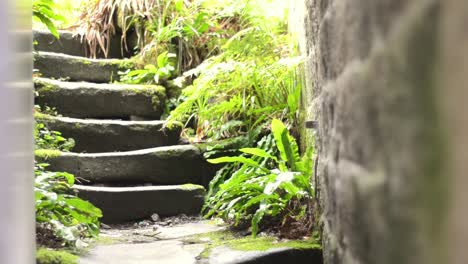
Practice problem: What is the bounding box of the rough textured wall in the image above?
[440,1,468,263]
[291,0,468,263]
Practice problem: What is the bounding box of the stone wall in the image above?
[291,0,468,263]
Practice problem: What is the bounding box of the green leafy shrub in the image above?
[35,114,101,248]
[33,0,65,38]
[204,119,314,237]
[35,122,75,151]
[35,163,102,248]
[166,2,302,142]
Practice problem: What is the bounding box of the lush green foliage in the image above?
[163,1,302,142]
[204,119,314,237]
[33,0,64,38]
[35,163,102,248]
[35,110,101,248]
[35,0,314,240]
[35,122,75,151]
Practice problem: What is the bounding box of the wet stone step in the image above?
[35,77,166,119]
[36,145,216,186]
[36,114,181,153]
[74,184,205,224]
[33,29,123,59]
[33,51,133,83]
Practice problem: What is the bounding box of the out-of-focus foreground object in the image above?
[290,0,468,263]
[442,1,468,263]
[0,0,35,263]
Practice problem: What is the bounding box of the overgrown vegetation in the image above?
[33,0,65,38]
[34,0,317,241]
[204,119,315,237]
[34,9,103,250]
[35,118,102,248]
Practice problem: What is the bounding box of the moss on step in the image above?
[184,230,321,259]
[117,59,136,70]
[36,82,59,94]
[35,149,62,159]
[36,248,78,264]
[34,112,55,122]
[125,86,166,111]
[80,59,92,65]
[181,184,205,191]
[94,235,120,246]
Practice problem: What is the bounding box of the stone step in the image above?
[36,114,181,153]
[33,51,133,83]
[36,145,215,186]
[35,78,166,119]
[74,184,205,224]
[33,30,123,59]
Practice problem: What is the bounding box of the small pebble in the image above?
[151,213,161,222]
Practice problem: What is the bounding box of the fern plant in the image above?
[204,119,314,237]
[166,22,303,142]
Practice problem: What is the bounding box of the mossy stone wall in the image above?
[290,0,468,263]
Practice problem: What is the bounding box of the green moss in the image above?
[37,83,59,94]
[94,235,120,246]
[185,231,321,259]
[35,112,55,122]
[36,248,78,264]
[35,149,62,159]
[118,58,136,70]
[229,237,321,251]
[181,184,205,191]
[125,85,166,111]
[80,59,92,65]
[164,120,184,131]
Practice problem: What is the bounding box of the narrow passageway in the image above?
[33,29,322,264]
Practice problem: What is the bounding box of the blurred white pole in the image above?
[0,0,35,263]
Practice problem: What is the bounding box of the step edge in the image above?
[34,50,128,63]
[36,144,198,158]
[74,184,205,192]
[36,113,167,126]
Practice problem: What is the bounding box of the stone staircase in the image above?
[34,30,215,224]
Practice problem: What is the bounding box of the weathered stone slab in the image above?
[80,240,205,264]
[36,145,215,185]
[33,51,132,82]
[198,246,322,264]
[36,114,180,152]
[33,30,123,58]
[74,185,205,223]
[35,78,165,119]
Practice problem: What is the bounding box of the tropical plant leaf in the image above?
[271,119,300,171]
